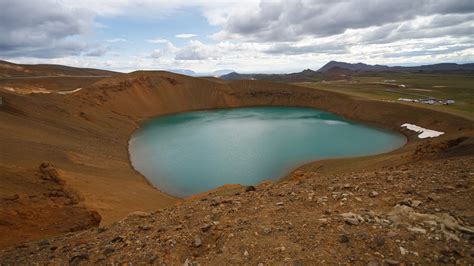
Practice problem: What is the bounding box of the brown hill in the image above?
[0,69,473,262]
[0,60,118,78]
[0,60,121,94]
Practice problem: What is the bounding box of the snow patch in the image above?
[2,87,16,92]
[30,88,52,94]
[401,123,444,139]
[57,88,82,95]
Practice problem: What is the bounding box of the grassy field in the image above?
[298,73,474,119]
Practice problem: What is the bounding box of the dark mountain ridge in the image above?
[318,60,474,72]
[220,61,474,81]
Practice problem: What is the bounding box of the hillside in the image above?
[1,155,473,264]
[0,60,121,93]
[0,60,118,78]
[0,68,473,263]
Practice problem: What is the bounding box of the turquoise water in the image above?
[129,107,405,197]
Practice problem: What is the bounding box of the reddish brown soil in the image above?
[0,70,472,260]
[0,164,100,249]
[0,76,111,93]
[0,60,117,77]
[0,155,472,264]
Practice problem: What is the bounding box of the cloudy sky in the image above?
[1,0,473,73]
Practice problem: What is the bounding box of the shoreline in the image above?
[126,105,410,199]
[126,128,180,201]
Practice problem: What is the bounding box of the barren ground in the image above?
[0,71,472,263]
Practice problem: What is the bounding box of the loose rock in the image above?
[245,186,256,192]
[193,236,202,247]
[369,191,379,197]
[339,234,350,243]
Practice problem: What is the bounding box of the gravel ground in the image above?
[1,156,473,265]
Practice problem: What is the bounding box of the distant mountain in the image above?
[168,69,197,76]
[167,69,235,77]
[406,63,474,72]
[317,61,474,73]
[211,69,235,77]
[220,68,350,82]
[317,61,391,72]
[220,69,324,82]
[219,72,243,80]
[0,60,118,78]
[220,61,474,82]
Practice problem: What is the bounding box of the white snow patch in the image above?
[401,123,444,139]
[2,87,16,92]
[57,88,82,95]
[31,89,52,94]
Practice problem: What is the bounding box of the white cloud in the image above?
[147,38,169,44]
[0,0,95,58]
[59,0,256,18]
[150,49,162,58]
[175,40,215,60]
[4,0,473,72]
[175,34,198,39]
[83,47,107,57]
[211,0,474,42]
[149,40,179,59]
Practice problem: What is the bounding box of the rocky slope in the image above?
[0,152,472,264]
[0,162,100,249]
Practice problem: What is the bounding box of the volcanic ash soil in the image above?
[1,156,473,265]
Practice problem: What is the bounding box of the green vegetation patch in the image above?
[299,73,474,119]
